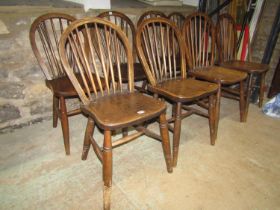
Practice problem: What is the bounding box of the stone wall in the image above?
[251,0,280,88]
[0,5,195,132]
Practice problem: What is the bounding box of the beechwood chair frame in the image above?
[182,12,248,123]
[29,13,78,155]
[136,17,219,167]
[216,13,269,109]
[59,17,173,210]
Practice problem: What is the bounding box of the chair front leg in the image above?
[103,130,113,210]
[173,102,182,167]
[259,72,266,108]
[215,83,221,136]
[59,96,70,155]
[159,113,173,173]
[245,73,253,121]
[82,117,95,160]
[208,94,217,145]
[53,95,59,128]
[239,80,246,122]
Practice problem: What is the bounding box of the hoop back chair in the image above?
[98,11,147,92]
[30,13,78,155]
[136,17,219,167]
[168,12,186,30]
[182,12,248,123]
[137,10,167,26]
[216,13,269,108]
[59,17,173,210]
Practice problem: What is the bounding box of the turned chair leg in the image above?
[59,96,70,155]
[259,72,266,108]
[244,74,253,121]
[239,80,246,122]
[122,128,128,137]
[103,130,112,210]
[172,102,182,167]
[208,94,217,145]
[82,118,95,160]
[53,95,59,128]
[159,113,173,173]
[215,83,221,136]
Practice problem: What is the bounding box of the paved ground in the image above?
[1,98,280,209]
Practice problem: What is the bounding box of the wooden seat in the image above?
[182,12,248,123]
[29,13,77,155]
[98,11,147,92]
[59,17,173,210]
[136,17,219,167]
[216,13,269,107]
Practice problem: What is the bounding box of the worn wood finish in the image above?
[217,13,269,108]
[29,13,78,155]
[98,11,147,91]
[183,12,248,122]
[59,17,173,210]
[168,12,186,30]
[136,17,219,167]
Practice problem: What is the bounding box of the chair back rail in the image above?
[136,17,186,86]
[183,12,215,70]
[59,17,134,105]
[168,12,186,30]
[137,10,167,26]
[30,13,76,80]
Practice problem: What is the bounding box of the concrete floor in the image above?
[1,98,280,210]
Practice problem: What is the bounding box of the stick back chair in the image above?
[97,11,147,92]
[216,13,269,108]
[182,12,248,123]
[30,13,78,155]
[59,17,173,210]
[136,17,219,167]
[137,10,167,26]
[168,12,186,30]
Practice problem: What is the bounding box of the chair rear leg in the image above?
[208,94,217,145]
[173,102,182,167]
[103,130,112,210]
[159,113,173,173]
[244,74,253,121]
[259,72,266,107]
[53,95,59,128]
[59,96,70,155]
[82,118,95,160]
[239,80,246,122]
[215,83,221,137]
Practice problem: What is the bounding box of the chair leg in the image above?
[103,130,112,210]
[244,74,253,121]
[215,83,221,137]
[122,128,128,137]
[59,96,70,155]
[172,102,182,167]
[208,94,217,145]
[53,95,59,128]
[82,118,95,160]
[259,72,266,108]
[159,113,173,173]
[239,80,246,122]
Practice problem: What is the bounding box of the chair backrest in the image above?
[168,12,186,30]
[182,12,215,69]
[59,17,134,105]
[137,10,167,26]
[30,13,76,80]
[216,13,237,62]
[136,17,186,86]
[98,11,137,61]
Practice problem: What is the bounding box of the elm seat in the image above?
[216,14,269,108]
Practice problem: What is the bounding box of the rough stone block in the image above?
[0,104,21,123]
[0,82,25,99]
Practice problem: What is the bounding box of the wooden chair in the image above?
[136,17,219,167]
[168,12,186,30]
[182,12,248,123]
[137,10,167,26]
[216,13,269,108]
[59,17,173,210]
[29,13,78,155]
[97,11,147,92]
